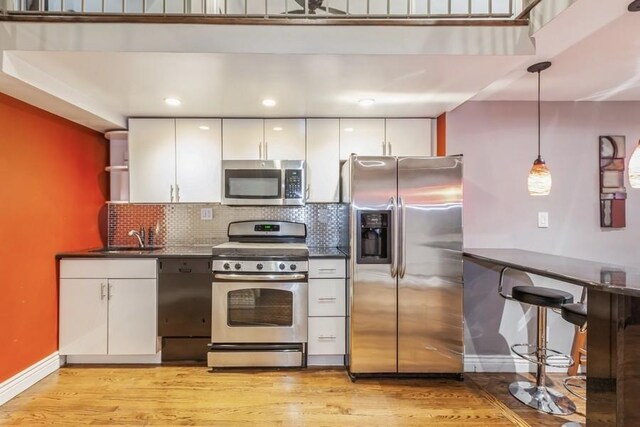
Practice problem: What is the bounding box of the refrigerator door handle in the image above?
[390,196,398,278]
[399,196,407,278]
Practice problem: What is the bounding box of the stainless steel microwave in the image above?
[221,160,306,206]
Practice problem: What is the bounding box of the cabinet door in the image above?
[306,119,340,203]
[308,278,346,317]
[59,279,108,355]
[129,118,176,203]
[385,118,432,157]
[339,119,386,160]
[107,279,157,355]
[222,119,264,160]
[175,119,222,202]
[308,317,346,355]
[264,119,306,160]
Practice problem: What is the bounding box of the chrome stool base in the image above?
[563,376,587,401]
[509,381,576,415]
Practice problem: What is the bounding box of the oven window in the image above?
[227,289,293,327]
[225,169,281,199]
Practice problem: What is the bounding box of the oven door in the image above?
[212,275,308,343]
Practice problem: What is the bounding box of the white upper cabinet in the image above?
[339,119,386,160]
[222,119,264,160]
[264,119,306,160]
[385,119,432,157]
[223,119,305,160]
[175,119,222,202]
[306,119,340,203]
[339,118,432,160]
[129,118,221,203]
[129,119,176,203]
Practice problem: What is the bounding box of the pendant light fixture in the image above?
[629,141,640,188]
[527,61,553,196]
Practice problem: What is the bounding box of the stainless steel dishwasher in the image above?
[158,258,212,362]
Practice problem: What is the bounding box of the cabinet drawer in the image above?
[309,278,346,317]
[309,259,345,279]
[60,259,157,279]
[308,317,346,355]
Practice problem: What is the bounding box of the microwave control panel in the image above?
[284,169,303,199]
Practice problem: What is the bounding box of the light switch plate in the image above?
[538,212,549,228]
[201,208,213,221]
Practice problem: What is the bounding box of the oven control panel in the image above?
[213,260,308,273]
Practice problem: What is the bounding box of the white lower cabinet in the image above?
[308,258,347,365]
[59,259,158,357]
[308,317,346,356]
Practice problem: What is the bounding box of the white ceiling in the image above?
[0,0,638,131]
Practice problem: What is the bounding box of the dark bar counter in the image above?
[464,248,640,427]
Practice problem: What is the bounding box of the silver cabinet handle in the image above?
[175,184,180,202]
[318,335,337,340]
[399,196,407,278]
[100,283,106,300]
[390,196,398,278]
[388,141,392,155]
[265,141,268,159]
[318,297,337,302]
[382,141,386,156]
[259,142,263,160]
[318,268,337,272]
[108,283,113,300]
[170,185,174,202]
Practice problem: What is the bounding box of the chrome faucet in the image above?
[128,229,145,248]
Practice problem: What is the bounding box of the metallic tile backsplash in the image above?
[108,204,349,248]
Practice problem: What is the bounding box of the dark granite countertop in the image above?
[464,248,640,297]
[308,247,349,259]
[57,245,216,259]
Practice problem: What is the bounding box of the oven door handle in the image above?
[214,273,306,281]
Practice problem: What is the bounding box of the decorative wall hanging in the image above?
[599,135,626,228]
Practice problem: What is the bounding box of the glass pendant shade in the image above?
[628,141,640,188]
[528,157,552,196]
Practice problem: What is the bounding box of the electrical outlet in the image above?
[538,212,549,228]
[201,208,213,221]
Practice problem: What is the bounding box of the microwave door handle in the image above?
[390,196,398,278]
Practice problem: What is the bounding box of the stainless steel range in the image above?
[208,221,309,368]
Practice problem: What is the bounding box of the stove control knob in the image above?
[223,263,230,270]
[290,264,297,271]
[279,263,286,271]
[234,263,242,270]
[256,263,264,271]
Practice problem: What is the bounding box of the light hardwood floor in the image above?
[0,367,584,426]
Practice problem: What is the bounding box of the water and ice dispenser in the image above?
[357,211,391,264]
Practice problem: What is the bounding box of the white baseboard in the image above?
[0,352,61,406]
[65,353,162,364]
[464,355,570,373]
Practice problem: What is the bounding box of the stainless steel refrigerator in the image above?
[342,155,463,376]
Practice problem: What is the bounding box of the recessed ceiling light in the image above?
[344,127,355,133]
[164,97,181,106]
[262,99,277,107]
[273,127,283,131]
[358,98,375,107]
[199,125,210,131]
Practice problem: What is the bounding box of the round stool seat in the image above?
[561,303,587,328]
[512,286,574,308]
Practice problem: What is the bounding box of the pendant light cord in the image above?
[537,70,541,159]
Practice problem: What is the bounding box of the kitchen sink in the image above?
[92,246,164,253]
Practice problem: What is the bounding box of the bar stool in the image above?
[498,267,576,415]
[561,302,587,401]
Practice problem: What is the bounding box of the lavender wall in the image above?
[448,101,640,371]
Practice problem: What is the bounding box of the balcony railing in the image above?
[2,0,522,19]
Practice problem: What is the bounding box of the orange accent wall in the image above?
[0,93,107,382]
[437,113,447,156]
